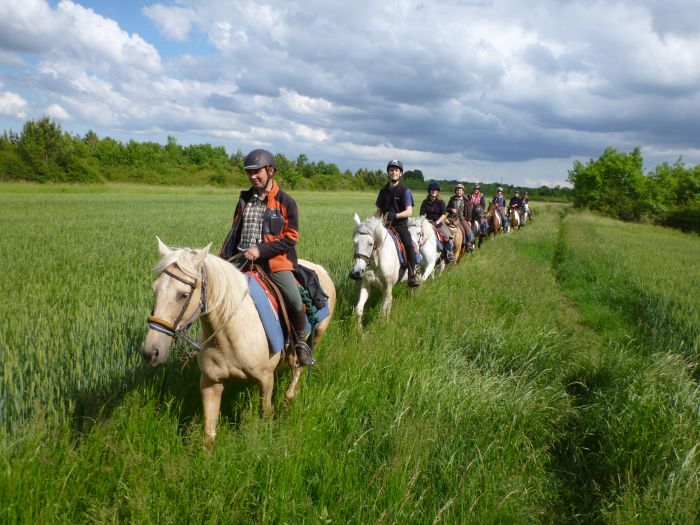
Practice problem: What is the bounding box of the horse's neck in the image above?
[203,256,249,324]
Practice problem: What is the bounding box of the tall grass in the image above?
[1,185,698,523]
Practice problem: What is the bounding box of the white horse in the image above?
[522,202,530,224]
[408,216,442,278]
[349,214,434,321]
[142,238,336,446]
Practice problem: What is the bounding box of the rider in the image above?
[491,187,509,230]
[523,191,533,218]
[508,190,524,220]
[420,182,455,262]
[374,160,419,287]
[447,183,476,251]
[470,184,486,210]
[219,148,314,367]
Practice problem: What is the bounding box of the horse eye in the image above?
[179,292,190,300]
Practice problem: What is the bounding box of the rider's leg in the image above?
[269,270,314,366]
[396,225,419,286]
[439,223,454,260]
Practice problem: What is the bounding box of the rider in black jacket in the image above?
[374,160,419,287]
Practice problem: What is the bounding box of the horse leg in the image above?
[284,365,303,407]
[379,285,393,318]
[257,373,274,419]
[200,377,224,447]
[421,255,436,281]
[355,283,370,321]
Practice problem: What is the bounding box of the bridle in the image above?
[146,261,247,356]
[147,266,209,352]
[353,227,387,266]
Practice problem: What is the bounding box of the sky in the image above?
[1,0,700,187]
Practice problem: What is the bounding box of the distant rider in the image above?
[508,190,524,218]
[491,187,509,230]
[420,182,455,262]
[374,160,420,287]
[523,191,533,219]
[447,183,476,252]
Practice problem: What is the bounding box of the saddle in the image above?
[387,227,420,268]
[239,264,331,354]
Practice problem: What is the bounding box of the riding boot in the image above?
[290,309,314,367]
[446,239,455,262]
[407,265,420,288]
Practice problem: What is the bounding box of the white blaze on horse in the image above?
[142,238,336,446]
[349,214,435,321]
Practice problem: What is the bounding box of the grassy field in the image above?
[0,183,698,523]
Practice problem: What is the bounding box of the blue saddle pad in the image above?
[245,274,332,354]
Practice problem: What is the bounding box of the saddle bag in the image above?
[294,265,329,309]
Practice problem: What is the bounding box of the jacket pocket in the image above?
[263,209,284,236]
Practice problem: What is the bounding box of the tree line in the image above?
[1,117,571,200]
[568,146,700,233]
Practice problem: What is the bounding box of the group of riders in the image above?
[218,149,532,366]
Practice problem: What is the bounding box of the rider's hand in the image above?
[386,211,397,223]
[243,246,260,260]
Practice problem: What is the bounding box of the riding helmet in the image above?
[455,183,465,190]
[244,149,277,170]
[428,182,441,191]
[497,186,504,192]
[386,159,403,173]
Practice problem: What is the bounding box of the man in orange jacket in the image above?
[219,149,314,366]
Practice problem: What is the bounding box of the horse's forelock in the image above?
[153,248,199,279]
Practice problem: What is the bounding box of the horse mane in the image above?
[154,248,248,322]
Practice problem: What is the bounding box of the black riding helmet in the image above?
[386,159,403,173]
[244,149,277,171]
[428,182,440,192]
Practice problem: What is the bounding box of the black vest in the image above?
[376,182,410,226]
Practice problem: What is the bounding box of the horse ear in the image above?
[354,213,361,226]
[193,243,212,266]
[156,236,172,257]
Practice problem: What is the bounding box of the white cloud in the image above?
[1,0,700,183]
[0,92,28,118]
[45,103,71,120]
[142,4,196,42]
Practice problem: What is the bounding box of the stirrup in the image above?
[294,341,315,367]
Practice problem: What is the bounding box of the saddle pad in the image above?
[388,229,419,266]
[245,274,285,353]
[245,273,333,354]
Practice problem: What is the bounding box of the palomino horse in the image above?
[142,238,336,446]
[350,214,435,321]
[509,208,521,229]
[444,214,464,263]
[486,203,503,236]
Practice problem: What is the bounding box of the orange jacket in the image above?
[219,180,299,273]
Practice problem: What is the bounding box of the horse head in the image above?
[350,213,385,280]
[142,237,211,366]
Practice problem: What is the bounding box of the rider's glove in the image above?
[386,211,397,223]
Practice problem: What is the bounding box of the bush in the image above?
[662,205,700,234]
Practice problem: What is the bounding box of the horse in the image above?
[486,203,503,236]
[509,208,521,229]
[472,205,488,248]
[524,202,532,221]
[408,216,441,277]
[444,214,464,263]
[142,237,336,446]
[350,214,434,321]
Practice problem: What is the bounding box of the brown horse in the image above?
[509,208,521,229]
[142,238,336,446]
[486,203,502,236]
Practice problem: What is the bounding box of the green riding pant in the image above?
[270,270,309,343]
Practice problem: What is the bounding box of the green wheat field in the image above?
[1,183,698,524]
